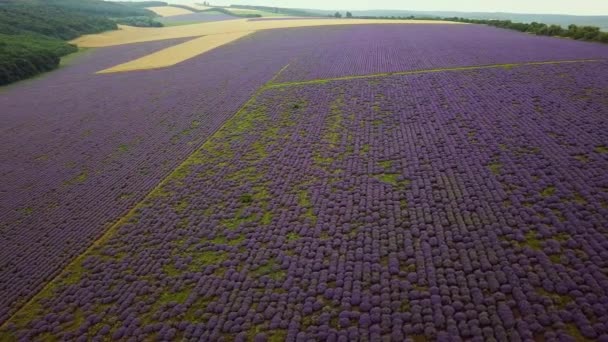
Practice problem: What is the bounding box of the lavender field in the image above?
[1,23,608,341]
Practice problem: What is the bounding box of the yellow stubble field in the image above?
[146,6,194,17]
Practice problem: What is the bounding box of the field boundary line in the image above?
[0,62,291,329]
[266,58,607,89]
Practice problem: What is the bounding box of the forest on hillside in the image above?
[0,0,160,86]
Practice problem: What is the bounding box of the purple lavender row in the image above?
[272,24,608,83]
[3,61,607,340]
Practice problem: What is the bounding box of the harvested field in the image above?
[146,6,194,17]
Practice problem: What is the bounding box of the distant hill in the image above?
[307,9,608,30]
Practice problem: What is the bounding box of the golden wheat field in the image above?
[146,6,194,17]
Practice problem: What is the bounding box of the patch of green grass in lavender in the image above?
[261,211,273,225]
[162,262,182,277]
[212,234,245,246]
[325,94,344,147]
[312,151,333,167]
[189,251,227,271]
[298,190,317,225]
[594,145,608,154]
[374,173,400,186]
[286,232,300,241]
[240,194,253,204]
[554,232,570,242]
[61,308,85,333]
[158,288,191,304]
[564,323,593,341]
[379,160,393,169]
[520,231,543,251]
[182,296,217,323]
[175,218,189,230]
[540,186,557,197]
[411,335,428,342]
[549,254,562,263]
[117,144,129,153]
[251,140,270,159]
[117,193,133,200]
[361,144,370,155]
[221,208,256,230]
[172,198,190,213]
[252,185,270,200]
[247,323,267,340]
[487,161,502,175]
[64,170,88,185]
[574,154,590,163]
[18,207,33,216]
[251,258,285,280]
[268,329,288,342]
[537,288,573,309]
[227,166,260,183]
[572,193,587,205]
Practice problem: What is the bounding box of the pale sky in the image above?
[190,0,608,15]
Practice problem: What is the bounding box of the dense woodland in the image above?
[0,0,160,86]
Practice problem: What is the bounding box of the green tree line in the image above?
[444,17,608,43]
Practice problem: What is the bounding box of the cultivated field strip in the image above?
[3,61,608,340]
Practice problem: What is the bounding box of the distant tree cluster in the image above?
[115,1,168,8]
[445,18,608,43]
[0,0,162,86]
[0,33,77,85]
[113,16,164,27]
[345,13,608,44]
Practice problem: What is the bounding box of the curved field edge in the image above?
[0,62,292,334]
